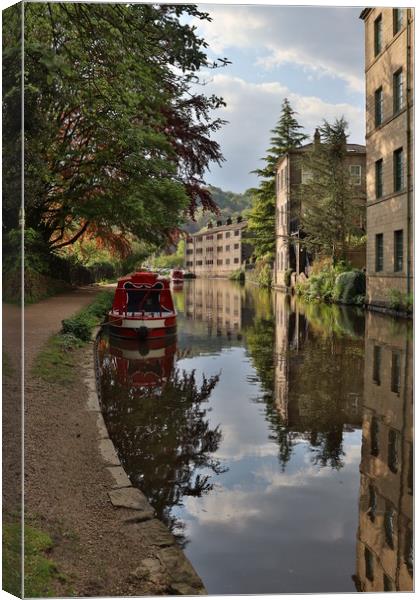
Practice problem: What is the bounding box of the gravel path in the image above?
[3,287,186,596]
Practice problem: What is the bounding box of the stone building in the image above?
[184,217,252,277]
[353,311,413,592]
[273,132,366,289]
[360,8,414,308]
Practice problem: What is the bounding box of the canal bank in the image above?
[6,288,205,596]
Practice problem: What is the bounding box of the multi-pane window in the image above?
[374,14,383,56]
[225,258,230,265]
[394,147,404,191]
[375,159,383,198]
[217,233,223,240]
[391,351,401,394]
[375,234,384,272]
[393,68,403,113]
[373,345,381,384]
[225,245,230,251]
[234,243,239,250]
[393,8,403,35]
[375,87,383,126]
[350,165,362,185]
[388,429,399,473]
[394,229,403,272]
[225,232,230,238]
[370,416,379,456]
[234,258,239,264]
[234,230,240,236]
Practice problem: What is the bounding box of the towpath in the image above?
[3,286,194,596]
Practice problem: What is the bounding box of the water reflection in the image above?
[354,312,413,592]
[96,280,413,593]
[97,333,224,546]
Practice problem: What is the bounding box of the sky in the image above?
[190,5,366,193]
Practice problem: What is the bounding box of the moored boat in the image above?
[107,271,176,340]
[171,269,184,283]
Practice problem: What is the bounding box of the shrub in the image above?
[388,289,413,312]
[333,270,366,304]
[61,291,113,341]
[229,269,245,282]
[284,268,293,287]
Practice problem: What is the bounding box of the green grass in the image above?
[3,521,69,598]
[32,291,113,384]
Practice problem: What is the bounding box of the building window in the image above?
[217,246,223,252]
[206,246,213,253]
[374,14,382,56]
[391,351,401,394]
[375,159,383,198]
[370,416,379,457]
[375,234,383,272]
[373,345,381,384]
[217,233,223,240]
[350,165,362,185]
[186,249,193,255]
[196,260,202,266]
[374,87,383,126]
[196,248,203,255]
[365,547,374,582]
[394,229,403,272]
[393,68,403,113]
[394,148,404,192]
[234,258,239,264]
[388,429,399,473]
[206,234,213,240]
[217,259,222,265]
[197,236,202,242]
[233,243,239,250]
[368,485,377,522]
[234,230,240,236]
[225,245,230,251]
[393,8,403,35]
[384,503,395,549]
[225,259,230,265]
[225,232,230,238]
[383,575,393,592]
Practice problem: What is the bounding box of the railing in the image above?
[112,287,172,317]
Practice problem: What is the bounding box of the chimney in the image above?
[216,220,222,227]
[314,128,321,147]
[236,215,242,223]
[207,221,213,229]
[226,217,232,225]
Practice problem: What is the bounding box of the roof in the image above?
[276,142,366,167]
[188,219,247,239]
[359,8,373,20]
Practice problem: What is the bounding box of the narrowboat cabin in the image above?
[107,272,176,339]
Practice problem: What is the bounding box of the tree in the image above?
[300,118,365,263]
[247,98,307,261]
[21,3,227,257]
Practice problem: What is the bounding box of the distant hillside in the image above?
[184,185,253,233]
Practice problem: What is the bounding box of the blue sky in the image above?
[190,5,366,192]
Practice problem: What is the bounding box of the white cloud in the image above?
[200,74,365,191]
[198,5,365,94]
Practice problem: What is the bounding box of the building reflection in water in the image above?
[96,331,223,547]
[270,293,364,470]
[354,312,413,592]
[184,277,245,338]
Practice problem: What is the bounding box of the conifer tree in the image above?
[247,98,307,261]
[300,118,365,264]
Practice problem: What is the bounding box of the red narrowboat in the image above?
[171,269,184,283]
[107,272,176,340]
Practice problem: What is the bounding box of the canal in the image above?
[96,279,413,594]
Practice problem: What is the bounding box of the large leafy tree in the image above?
[300,118,365,263]
[21,3,226,256]
[247,98,307,261]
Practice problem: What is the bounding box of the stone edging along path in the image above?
[85,327,207,596]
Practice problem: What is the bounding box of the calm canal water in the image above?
[97,279,413,594]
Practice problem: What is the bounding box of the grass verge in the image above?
[3,520,70,597]
[32,290,113,384]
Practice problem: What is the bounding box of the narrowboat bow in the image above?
[107,272,176,340]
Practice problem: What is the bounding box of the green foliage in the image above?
[152,239,185,270]
[3,521,65,598]
[33,292,113,383]
[332,270,366,305]
[184,186,252,233]
[251,257,273,288]
[284,268,293,287]
[388,289,413,312]
[229,269,245,282]
[20,4,226,257]
[248,98,307,261]
[301,118,365,263]
[296,264,364,305]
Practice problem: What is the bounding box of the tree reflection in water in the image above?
[97,334,224,547]
[244,291,364,471]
